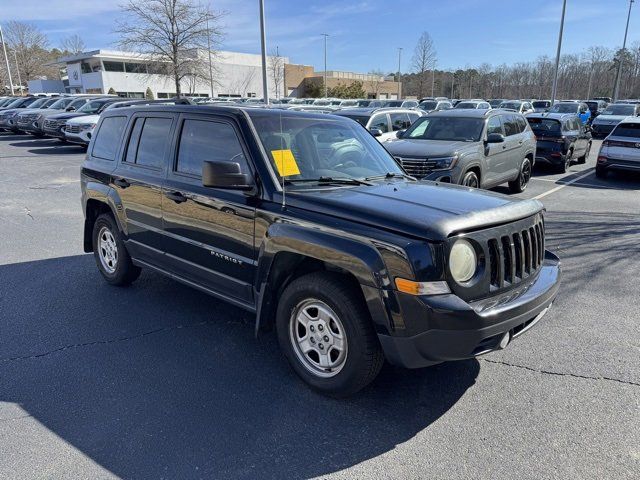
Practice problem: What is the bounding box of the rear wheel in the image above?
[461,170,480,188]
[559,150,573,173]
[92,213,141,286]
[276,272,384,397]
[509,157,532,193]
[577,142,591,164]
[595,166,607,179]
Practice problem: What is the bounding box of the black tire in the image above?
[595,166,607,179]
[92,213,141,286]
[559,150,572,173]
[577,142,591,164]
[508,157,532,194]
[276,271,384,397]
[461,170,480,188]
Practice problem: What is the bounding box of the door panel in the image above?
[482,115,508,187]
[162,115,257,304]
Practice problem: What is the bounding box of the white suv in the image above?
[596,116,640,179]
[334,107,424,143]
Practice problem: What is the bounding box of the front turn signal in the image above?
[395,278,451,296]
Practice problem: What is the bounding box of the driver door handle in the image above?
[165,191,187,204]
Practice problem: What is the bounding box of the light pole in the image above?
[431,60,436,97]
[259,0,269,104]
[613,0,634,101]
[13,50,22,95]
[450,71,455,98]
[0,25,14,95]
[550,0,567,105]
[321,34,328,98]
[397,47,402,99]
[206,6,214,99]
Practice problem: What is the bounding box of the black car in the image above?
[527,113,592,172]
[584,100,608,119]
[81,105,561,396]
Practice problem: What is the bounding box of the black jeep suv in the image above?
[81,105,561,396]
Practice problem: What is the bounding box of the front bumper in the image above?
[378,251,561,368]
[18,121,43,134]
[64,129,91,145]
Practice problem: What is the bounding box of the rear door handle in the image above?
[165,191,187,203]
[113,178,130,188]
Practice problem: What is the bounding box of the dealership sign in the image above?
[67,63,82,87]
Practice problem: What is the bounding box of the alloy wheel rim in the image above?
[289,299,348,378]
[464,174,478,188]
[98,226,118,274]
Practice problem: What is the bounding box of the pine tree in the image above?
[107,87,117,95]
[145,87,154,100]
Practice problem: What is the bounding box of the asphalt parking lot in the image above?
[1,134,638,479]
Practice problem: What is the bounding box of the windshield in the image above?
[26,98,49,109]
[248,111,404,184]
[335,114,369,127]
[549,103,578,113]
[527,118,561,134]
[48,98,73,110]
[69,98,88,110]
[404,116,484,141]
[500,102,521,110]
[602,105,635,116]
[455,102,477,109]
[533,101,550,108]
[420,101,437,110]
[78,100,110,113]
[611,122,640,137]
[356,100,371,106]
[489,100,503,107]
[384,101,402,107]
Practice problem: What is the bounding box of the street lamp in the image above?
[613,0,635,101]
[0,25,14,95]
[397,47,402,99]
[259,0,269,105]
[550,0,567,104]
[321,34,329,98]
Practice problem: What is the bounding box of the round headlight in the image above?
[449,239,477,284]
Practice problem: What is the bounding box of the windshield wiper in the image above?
[364,172,416,181]
[284,176,373,186]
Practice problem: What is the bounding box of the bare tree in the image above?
[61,34,85,54]
[268,48,285,99]
[411,32,437,99]
[366,69,385,98]
[115,0,224,97]
[3,21,53,82]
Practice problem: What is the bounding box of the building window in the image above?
[103,61,125,72]
[81,62,92,74]
[125,62,148,74]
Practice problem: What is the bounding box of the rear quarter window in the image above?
[92,116,127,161]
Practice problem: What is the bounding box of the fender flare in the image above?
[254,223,393,336]
[83,181,127,251]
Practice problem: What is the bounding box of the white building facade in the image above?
[31,49,287,99]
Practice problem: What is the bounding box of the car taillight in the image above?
[602,140,609,147]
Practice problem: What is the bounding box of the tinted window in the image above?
[420,101,437,110]
[527,118,561,134]
[602,105,635,116]
[336,114,368,126]
[502,115,518,136]
[612,123,640,138]
[369,114,389,133]
[176,119,249,176]
[516,116,528,132]
[390,112,411,131]
[549,103,579,114]
[93,116,127,161]
[486,116,503,135]
[134,117,173,168]
[404,117,485,141]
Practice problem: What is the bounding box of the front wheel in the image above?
[461,170,480,188]
[92,213,141,286]
[276,272,384,397]
[559,150,572,173]
[509,157,532,193]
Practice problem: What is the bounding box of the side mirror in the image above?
[66,106,76,112]
[396,129,406,139]
[486,133,505,143]
[369,127,383,137]
[202,161,253,190]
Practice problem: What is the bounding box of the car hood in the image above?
[0,108,22,116]
[287,181,543,241]
[593,114,629,124]
[43,111,88,120]
[67,114,99,125]
[16,108,48,116]
[385,139,474,158]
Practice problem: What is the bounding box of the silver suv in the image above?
[385,109,537,193]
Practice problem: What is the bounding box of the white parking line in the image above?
[533,168,595,200]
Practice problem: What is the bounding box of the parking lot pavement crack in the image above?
[481,358,640,387]
[0,320,212,364]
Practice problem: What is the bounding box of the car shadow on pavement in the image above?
[0,254,479,479]
[6,138,84,155]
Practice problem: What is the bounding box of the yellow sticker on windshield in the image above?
[271,149,300,177]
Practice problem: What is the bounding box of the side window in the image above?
[92,116,127,161]
[486,116,504,135]
[369,114,389,133]
[124,117,172,168]
[408,113,421,123]
[516,116,527,133]
[390,112,411,130]
[176,119,250,177]
[502,115,518,136]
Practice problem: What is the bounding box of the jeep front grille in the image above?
[395,157,437,177]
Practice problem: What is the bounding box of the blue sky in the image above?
[2,0,638,73]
